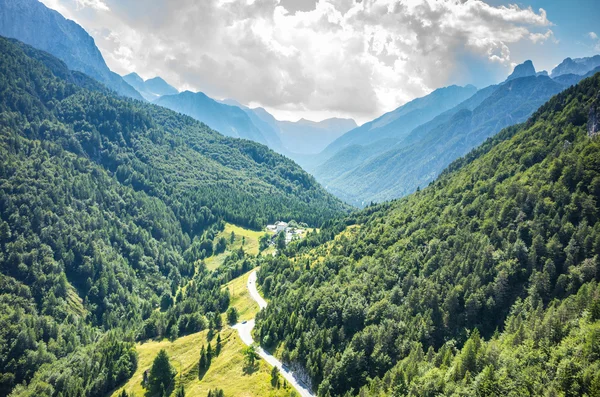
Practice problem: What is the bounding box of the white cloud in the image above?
[76,0,109,11]
[40,0,554,122]
[529,29,555,44]
[587,32,600,52]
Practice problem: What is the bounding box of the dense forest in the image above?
[256,73,600,396]
[0,36,347,396]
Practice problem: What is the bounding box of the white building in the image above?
[275,221,288,233]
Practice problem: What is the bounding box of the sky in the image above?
[40,0,600,124]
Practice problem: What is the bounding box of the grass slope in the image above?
[112,328,294,397]
[206,223,265,271]
[223,270,262,323]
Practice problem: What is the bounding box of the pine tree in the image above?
[216,334,222,356]
[243,344,259,367]
[270,365,280,387]
[148,349,175,397]
[208,388,224,397]
[207,343,213,363]
[214,314,223,329]
[227,307,239,325]
[199,345,207,378]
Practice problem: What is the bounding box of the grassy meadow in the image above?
[111,327,295,397]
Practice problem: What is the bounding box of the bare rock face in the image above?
[506,60,536,81]
[589,101,600,137]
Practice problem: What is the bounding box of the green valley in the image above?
[0,35,346,396]
[1,1,600,397]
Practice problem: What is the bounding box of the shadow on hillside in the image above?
[243,361,259,375]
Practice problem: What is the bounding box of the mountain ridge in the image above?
[317,84,478,162]
[155,90,270,144]
[0,0,143,101]
[124,72,179,101]
[320,74,565,205]
[310,57,600,206]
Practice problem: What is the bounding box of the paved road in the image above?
[232,270,314,397]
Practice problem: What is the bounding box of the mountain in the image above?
[0,0,143,101]
[221,101,357,155]
[238,106,286,152]
[145,76,178,96]
[551,54,600,77]
[320,73,565,205]
[312,84,498,192]
[256,71,600,396]
[276,117,357,155]
[122,71,145,91]
[312,60,596,206]
[206,97,357,155]
[155,91,270,144]
[0,36,349,395]
[552,65,600,87]
[315,84,478,165]
[124,72,178,101]
[506,59,536,81]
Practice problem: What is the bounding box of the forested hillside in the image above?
[256,72,600,396]
[0,36,347,395]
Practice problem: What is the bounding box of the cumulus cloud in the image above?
[40,0,554,121]
[529,29,556,44]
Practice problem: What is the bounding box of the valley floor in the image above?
[111,287,291,396]
[111,267,310,397]
[232,271,314,397]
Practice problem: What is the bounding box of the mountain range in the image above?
[155,92,357,156]
[123,72,179,101]
[6,0,600,210]
[550,55,600,77]
[254,112,357,155]
[155,91,273,144]
[0,0,143,101]
[0,0,355,177]
[308,57,600,205]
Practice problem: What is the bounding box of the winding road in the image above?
[232,271,315,397]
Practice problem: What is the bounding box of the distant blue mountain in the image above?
[313,61,574,205]
[310,84,479,171]
[244,107,356,155]
[0,0,143,100]
[506,60,536,81]
[221,99,357,155]
[551,55,600,78]
[155,91,269,143]
[123,73,178,101]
